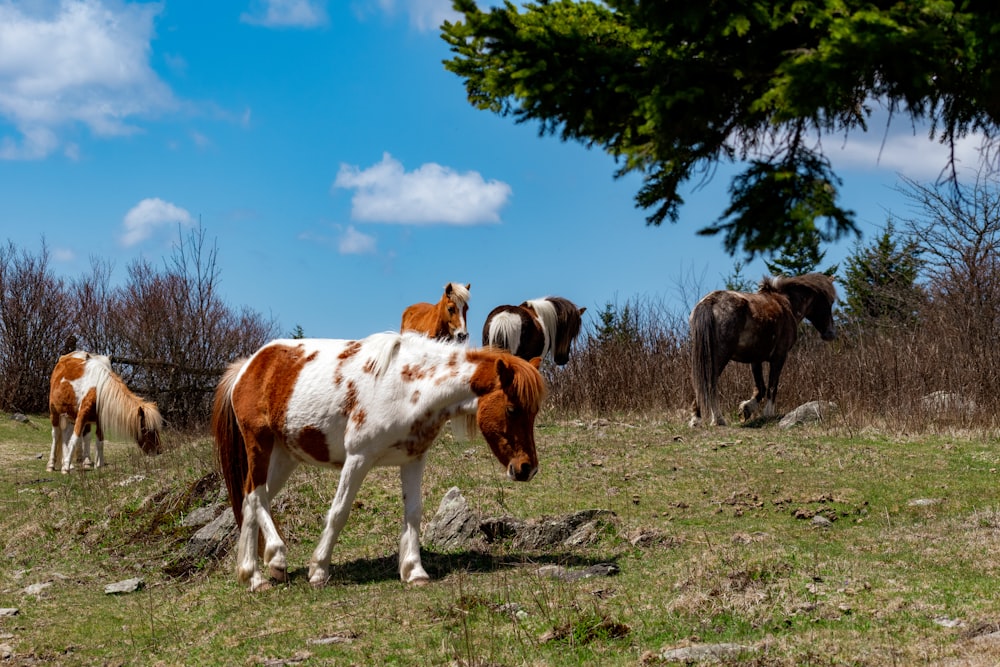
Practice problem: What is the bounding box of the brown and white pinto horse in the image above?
[482,296,586,366]
[48,351,163,473]
[401,282,471,343]
[688,273,837,427]
[212,331,545,591]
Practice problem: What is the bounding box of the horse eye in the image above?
[506,406,516,416]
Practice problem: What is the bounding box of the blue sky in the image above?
[0,0,986,341]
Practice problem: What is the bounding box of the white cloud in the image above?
[52,247,75,262]
[827,126,985,182]
[333,153,512,225]
[367,0,457,31]
[241,0,328,28]
[0,0,173,160]
[121,198,194,247]
[338,225,377,254]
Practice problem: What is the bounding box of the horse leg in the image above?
[739,363,767,421]
[705,358,730,426]
[91,423,107,468]
[79,431,91,468]
[762,358,786,417]
[308,454,374,587]
[259,446,298,583]
[47,418,63,472]
[237,487,269,592]
[398,457,430,584]
[62,416,89,474]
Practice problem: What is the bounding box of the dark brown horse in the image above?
[482,296,586,366]
[688,273,837,426]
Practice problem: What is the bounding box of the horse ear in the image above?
[578,307,587,315]
[496,358,516,388]
[444,283,453,295]
[529,357,542,369]
[465,283,471,290]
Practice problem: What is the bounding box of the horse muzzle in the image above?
[821,328,837,341]
[508,461,537,482]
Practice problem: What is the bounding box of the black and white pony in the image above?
[482,296,586,366]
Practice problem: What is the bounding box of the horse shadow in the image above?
[739,414,784,429]
[283,548,624,586]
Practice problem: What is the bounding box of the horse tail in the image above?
[213,359,248,527]
[689,300,718,420]
[484,311,522,355]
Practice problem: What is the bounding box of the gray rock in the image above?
[424,487,481,551]
[779,401,838,428]
[508,510,616,550]
[181,504,222,528]
[191,506,235,543]
[658,642,755,662]
[104,577,144,594]
[537,563,619,581]
[23,582,51,596]
[922,390,976,414]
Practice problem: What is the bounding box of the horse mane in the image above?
[504,353,548,413]
[445,282,470,309]
[366,332,405,376]
[524,298,557,359]
[95,363,162,441]
[762,273,837,304]
[547,296,583,345]
[473,347,548,413]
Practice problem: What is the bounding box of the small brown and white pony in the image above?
[482,296,586,366]
[212,331,545,592]
[48,351,163,473]
[688,273,837,427]
[401,282,471,343]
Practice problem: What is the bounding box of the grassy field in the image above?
[2,410,1000,666]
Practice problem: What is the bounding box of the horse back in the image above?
[697,290,796,362]
[401,302,433,334]
[48,352,106,425]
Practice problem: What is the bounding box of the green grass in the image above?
[2,412,1000,665]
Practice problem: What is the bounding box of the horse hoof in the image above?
[251,580,273,593]
[269,565,288,582]
[407,576,431,587]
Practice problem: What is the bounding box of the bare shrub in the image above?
[0,240,73,413]
[545,296,690,416]
[0,229,278,428]
[97,228,279,428]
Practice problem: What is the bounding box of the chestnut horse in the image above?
[482,296,586,366]
[688,273,837,427]
[212,331,545,591]
[401,282,471,343]
[48,351,163,473]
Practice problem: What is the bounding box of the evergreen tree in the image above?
[764,228,838,277]
[841,220,923,326]
[444,0,1000,256]
[723,260,757,292]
